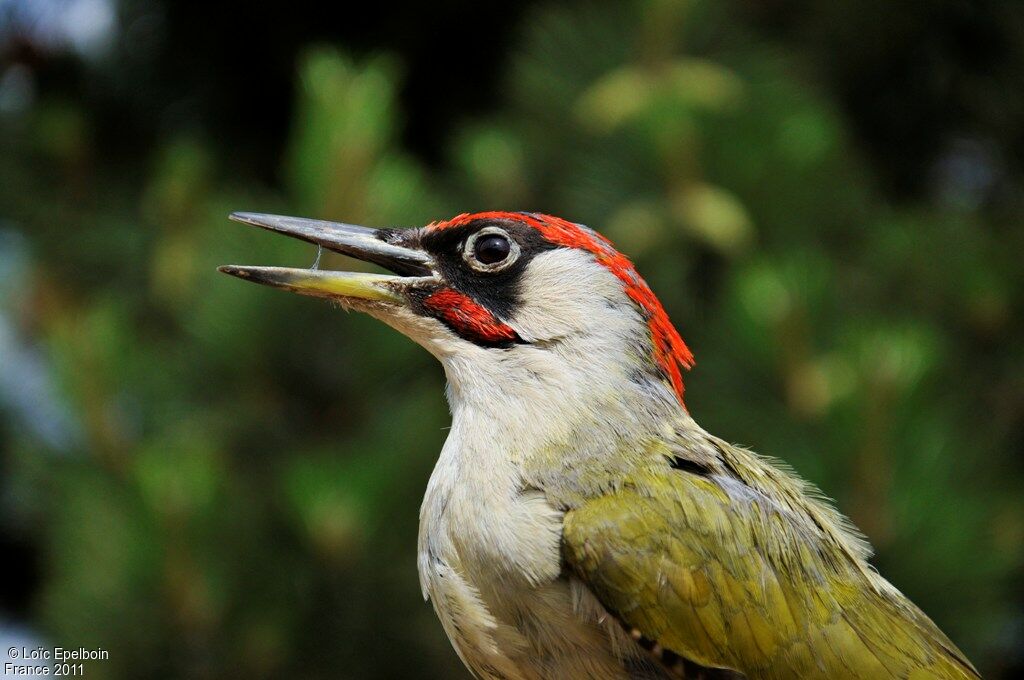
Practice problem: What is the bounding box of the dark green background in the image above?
[1,0,1022,677]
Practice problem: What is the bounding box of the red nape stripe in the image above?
[424,288,520,345]
[430,212,695,405]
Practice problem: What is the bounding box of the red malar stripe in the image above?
[424,288,520,345]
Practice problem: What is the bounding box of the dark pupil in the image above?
[474,234,511,265]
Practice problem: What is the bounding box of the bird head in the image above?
[220,211,694,416]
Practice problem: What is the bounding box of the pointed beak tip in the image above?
[218,265,274,286]
[218,264,246,277]
[228,211,279,229]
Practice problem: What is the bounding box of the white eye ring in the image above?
[463,227,520,272]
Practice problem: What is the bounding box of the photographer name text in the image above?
[5,647,108,676]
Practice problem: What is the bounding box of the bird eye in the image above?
[475,235,511,264]
[464,227,520,271]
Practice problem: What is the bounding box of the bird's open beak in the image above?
[218,212,433,304]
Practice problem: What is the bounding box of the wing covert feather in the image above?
[561,457,978,680]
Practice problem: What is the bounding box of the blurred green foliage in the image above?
[1,0,1022,678]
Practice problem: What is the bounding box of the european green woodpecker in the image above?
[221,211,978,680]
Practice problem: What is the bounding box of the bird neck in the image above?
[438,337,687,478]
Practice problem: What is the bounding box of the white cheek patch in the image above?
[509,249,636,343]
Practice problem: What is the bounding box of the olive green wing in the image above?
[561,463,979,680]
